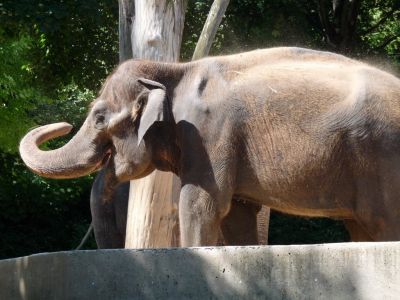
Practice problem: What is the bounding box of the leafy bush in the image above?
[0,34,47,152]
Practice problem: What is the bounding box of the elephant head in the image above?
[19,61,178,184]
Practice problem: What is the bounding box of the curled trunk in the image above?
[19,122,109,179]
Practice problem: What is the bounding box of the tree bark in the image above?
[131,0,186,62]
[125,0,186,248]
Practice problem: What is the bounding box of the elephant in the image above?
[90,170,268,248]
[90,170,129,248]
[20,47,400,246]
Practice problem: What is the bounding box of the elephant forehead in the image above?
[99,72,141,105]
[91,100,108,111]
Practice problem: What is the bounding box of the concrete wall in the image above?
[0,242,399,300]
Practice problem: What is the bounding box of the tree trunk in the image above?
[131,1,186,62]
[317,0,361,53]
[125,0,186,248]
[118,0,135,62]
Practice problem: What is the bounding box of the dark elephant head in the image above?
[19,61,178,183]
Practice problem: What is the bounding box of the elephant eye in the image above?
[96,114,105,123]
[95,113,107,129]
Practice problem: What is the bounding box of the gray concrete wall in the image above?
[0,242,400,300]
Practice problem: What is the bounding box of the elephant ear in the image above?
[137,78,169,145]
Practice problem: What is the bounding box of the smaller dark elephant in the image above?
[91,170,267,248]
[90,169,129,248]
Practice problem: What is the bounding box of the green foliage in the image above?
[360,1,400,60]
[0,0,118,152]
[0,34,47,152]
[0,0,117,258]
[30,83,94,128]
[1,0,119,91]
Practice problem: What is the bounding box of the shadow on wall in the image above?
[1,243,399,299]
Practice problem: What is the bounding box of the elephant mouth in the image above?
[93,149,113,172]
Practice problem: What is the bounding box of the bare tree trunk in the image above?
[125,0,186,249]
[118,0,135,62]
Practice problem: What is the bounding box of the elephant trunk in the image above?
[19,122,110,179]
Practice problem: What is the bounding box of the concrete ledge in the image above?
[1,242,400,299]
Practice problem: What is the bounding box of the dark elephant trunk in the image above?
[19,122,110,179]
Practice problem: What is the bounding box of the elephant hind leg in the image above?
[351,152,400,241]
[344,219,373,242]
[220,200,270,246]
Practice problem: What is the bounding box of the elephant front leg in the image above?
[179,183,232,247]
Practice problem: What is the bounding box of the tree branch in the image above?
[75,223,93,250]
[192,0,230,60]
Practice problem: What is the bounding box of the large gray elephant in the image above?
[20,47,400,246]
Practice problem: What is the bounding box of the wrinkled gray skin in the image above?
[20,47,400,246]
[91,170,262,248]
